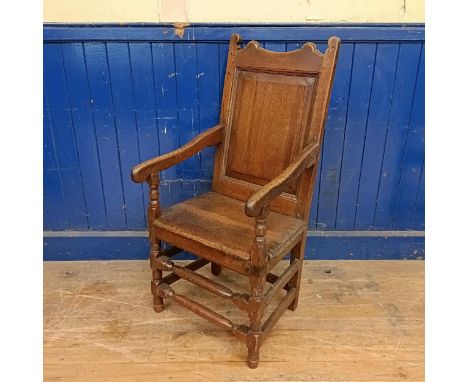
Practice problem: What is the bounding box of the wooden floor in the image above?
[44,260,424,381]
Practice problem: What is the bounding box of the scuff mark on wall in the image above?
[174,22,190,39]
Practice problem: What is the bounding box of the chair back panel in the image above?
[213,36,340,219]
[226,71,316,193]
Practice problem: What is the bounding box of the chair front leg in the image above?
[246,206,269,369]
[147,173,164,313]
[150,241,164,312]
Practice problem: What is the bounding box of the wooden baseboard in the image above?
[43,231,424,261]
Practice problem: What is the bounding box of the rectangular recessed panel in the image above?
[226,71,316,191]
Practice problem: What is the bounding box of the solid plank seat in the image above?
[131,34,340,368]
[154,192,306,261]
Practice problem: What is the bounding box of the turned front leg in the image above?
[247,206,269,369]
[150,241,164,312]
[147,173,164,313]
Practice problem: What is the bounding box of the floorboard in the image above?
[44,260,424,381]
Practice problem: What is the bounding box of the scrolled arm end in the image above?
[130,124,224,184]
[131,164,151,184]
[245,198,261,218]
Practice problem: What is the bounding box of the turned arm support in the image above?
[131,124,224,183]
[245,142,320,218]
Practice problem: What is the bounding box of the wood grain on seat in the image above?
[154,192,306,261]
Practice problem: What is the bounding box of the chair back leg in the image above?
[288,233,307,311]
[211,262,222,276]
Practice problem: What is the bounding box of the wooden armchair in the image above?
[131,34,340,368]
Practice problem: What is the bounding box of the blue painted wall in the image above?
[43,24,424,260]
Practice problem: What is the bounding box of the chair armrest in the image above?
[245,142,320,217]
[131,124,224,183]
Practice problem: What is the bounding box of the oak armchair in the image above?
[131,34,340,368]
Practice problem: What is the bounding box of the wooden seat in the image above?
[131,34,340,368]
[154,192,306,262]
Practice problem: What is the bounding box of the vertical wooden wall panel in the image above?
[218,43,229,105]
[43,90,67,229]
[128,42,161,223]
[414,161,425,230]
[128,43,160,163]
[393,45,425,229]
[44,43,88,229]
[335,43,377,230]
[196,43,220,194]
[44,25,425,233]
[106,42,146,229]
[309,43,328,228]
[316,43,354,230]
[174,43,200,187]
[354,43,400,230]
[374,43,422,229]
[151,42,180,208]
[82,42,126,229]
[61,43,108,230]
